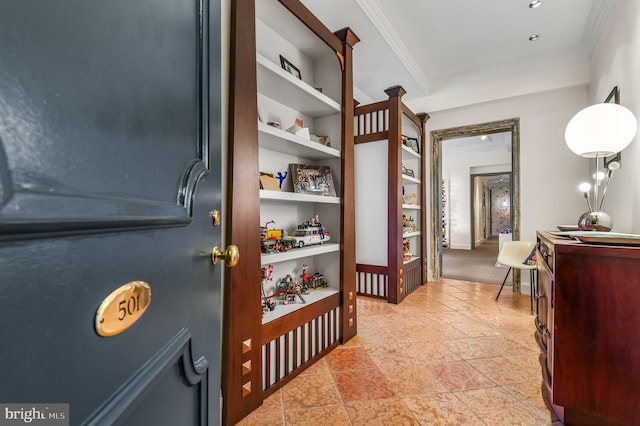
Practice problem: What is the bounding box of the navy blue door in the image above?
[0,0,222,424]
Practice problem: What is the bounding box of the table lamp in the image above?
[565,102,637,231]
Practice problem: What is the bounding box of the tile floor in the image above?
[238,279,560,426]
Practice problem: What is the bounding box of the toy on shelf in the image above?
[300,264,310,290]
[308,270,328,290]
[261,271,307,312]
[274,274,306,304]
[260,220,295,253]
[261,265,276,314]
[284,215,330,248]
[403,238,412,260]
[402,214,416,233]
[276,171,288,189]
[261,263,329,315]
[299,265,329,293]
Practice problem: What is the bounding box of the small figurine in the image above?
[402,215,416,233]
[261,265,276,314]
[300,264,310,293]
[276,171,288,189]
[403,238,413,260]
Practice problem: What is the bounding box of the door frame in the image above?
[430,118,521,290]
[469,172,512,249]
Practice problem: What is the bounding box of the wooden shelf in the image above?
[403,256,420,265]
[261,242,340,265]
[256,54,341,117]
[227,2,357,419]
[258,121,341,160]
[403,231,421,238]
[402,144,420,159]
[402,204,420,210]
[354,86,428,304]
[261,287,339,324]
[260,189,340,204]
[402,174,420,184]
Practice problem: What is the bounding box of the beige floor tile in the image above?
[332,369,395,403]
[283,406,351,426]
[467,355,540,385]
[345,398,419,426]
[281,373,342,409]
[456,387,548,425]
[402,393,486,425]
[441,337,498,359]
[238,279,540,425]
[374,355,449,396]
[249,390,283,415]
[299,357,330,376]
[325,346,377,372]
[504,381,559,423]
[400,340,461,363]
[236,412,284,426]
[427,360,496,391]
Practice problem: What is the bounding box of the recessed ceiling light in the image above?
[529,34,540,41]
[529,0,542,8]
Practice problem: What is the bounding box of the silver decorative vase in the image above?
[578,211,613,231]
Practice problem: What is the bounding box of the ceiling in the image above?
[300,0,616,104]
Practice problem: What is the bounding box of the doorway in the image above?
[470,172,513,248]
[430,118,522,290]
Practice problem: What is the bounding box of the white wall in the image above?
[408,87,589,280]
[443,149,510,249]
[589,0,640,233]
[434,88,589,239]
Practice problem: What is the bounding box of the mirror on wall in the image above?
[430,118,522,290]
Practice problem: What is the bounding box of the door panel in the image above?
[0,0,222,424]
[0,0,208,233]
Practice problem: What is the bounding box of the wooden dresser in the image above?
[536,231,640,425]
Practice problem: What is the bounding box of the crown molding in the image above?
[584,0,615,54]
[354,0,431,94]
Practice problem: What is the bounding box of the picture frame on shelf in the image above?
[408,137,419,154]
[289,163,336,197]
[310,134,331,147]
[259,172,280,191]
[402,165,415,177]
[401,135,419,153]
[279,55,302,80]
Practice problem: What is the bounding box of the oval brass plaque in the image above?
[95,281,152,337]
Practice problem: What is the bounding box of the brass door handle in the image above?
[212,245,240,267]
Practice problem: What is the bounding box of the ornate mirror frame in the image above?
[429,118,522,290]
[603,86,621,168]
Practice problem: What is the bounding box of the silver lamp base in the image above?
[578,211,613,231]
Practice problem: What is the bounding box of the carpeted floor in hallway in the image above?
[442,237,509,285]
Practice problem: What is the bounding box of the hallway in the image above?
[238,279,557,425]
[442,237,508,285]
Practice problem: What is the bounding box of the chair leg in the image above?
[529,269,534,314]
[495,267,512,301]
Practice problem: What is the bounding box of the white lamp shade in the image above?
[565,103,638,157]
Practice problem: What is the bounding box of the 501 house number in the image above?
[119,293,142,320]
[95,281,152,337]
